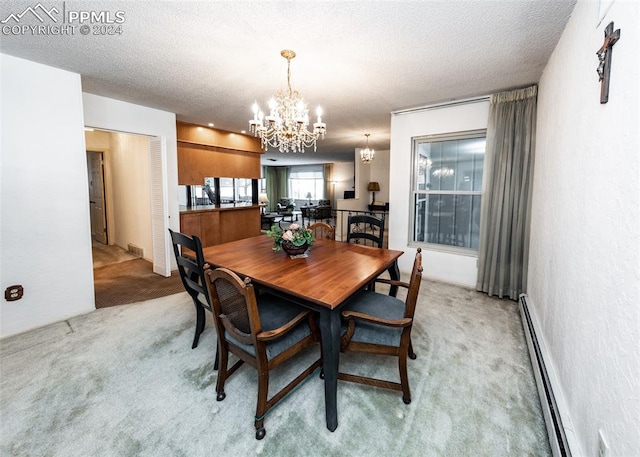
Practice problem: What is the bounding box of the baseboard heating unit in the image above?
[127,243,144,258]
[519,293,572,457]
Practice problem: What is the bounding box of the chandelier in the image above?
[360,133,375,163]
[432,167,454,177]
[249,50,326,153]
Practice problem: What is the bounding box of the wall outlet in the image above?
[4,285,24,301]
[598,429,610,457]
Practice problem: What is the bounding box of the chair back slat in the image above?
[176,255,198,270]
[307,222,335,240]
[184,276,207,297]
[346,214,385,248]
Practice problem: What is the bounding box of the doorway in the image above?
[87,150,108,244]
[85,129,153,265]
[85,129,177,306]
[85,128,173,306]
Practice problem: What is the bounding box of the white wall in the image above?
[340,148,391,212]
[332,161,354,203]
[355,148,390,206]
[389,100,490,282]
[336,154,369,212]
[85,130,153,258]
[110,132,153,260]
[0,54,95,337]
[530,1,640,456]
[369,149,390,205]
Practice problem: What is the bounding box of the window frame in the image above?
[408,129,486,256]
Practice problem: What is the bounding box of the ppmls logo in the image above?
[2,2,126,36]
[1,3,59,23]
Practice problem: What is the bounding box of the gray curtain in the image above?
[265,166,288,211]
[476,85,537,300]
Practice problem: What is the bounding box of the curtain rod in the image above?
[391,96,490,116]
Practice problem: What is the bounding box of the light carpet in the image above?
[0,280,551,456]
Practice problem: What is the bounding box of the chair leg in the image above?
[254,370,269,440]
[399,352,411,404]
[191,302,206,349]
[216,344,229,402]
[409,339,416,360]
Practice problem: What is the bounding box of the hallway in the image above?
[92,242,183,308]
[92,241,137,269]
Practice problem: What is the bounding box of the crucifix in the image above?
[596,21,621,104]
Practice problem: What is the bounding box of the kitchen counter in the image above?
[179,204,259,214]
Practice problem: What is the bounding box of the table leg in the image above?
[388,260,400,297]
[318,307,340,432]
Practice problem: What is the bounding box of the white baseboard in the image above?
[519,293,583,457]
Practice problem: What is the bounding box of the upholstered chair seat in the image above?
[225,294,316,360]
[341,291,405,347]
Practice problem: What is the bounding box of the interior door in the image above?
[87,151,108,244]
[149,137,171,276]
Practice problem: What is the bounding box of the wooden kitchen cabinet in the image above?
[179,207,260,248]
[176,122,263,185]
[178,144,261,184]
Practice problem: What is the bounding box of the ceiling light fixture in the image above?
[249,49,326,153]
[432,167,454,177]
[360,133,375,163]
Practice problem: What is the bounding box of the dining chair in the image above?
[205,267,322,440]
[168,229,217,366]
[346,214,385,248]
[346,214,387,292]
[339,248,422,404]
[307,221,335,240]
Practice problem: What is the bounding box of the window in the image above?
[235,178,253,203]
[219,178,234,203]
[217,178,254,204]
[288,165,324,200]
[411,130,485,252]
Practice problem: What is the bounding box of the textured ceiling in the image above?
[0,0,576,165]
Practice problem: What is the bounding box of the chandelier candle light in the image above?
[249,50,326,153]
[360,133,375,163]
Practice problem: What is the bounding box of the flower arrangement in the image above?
[266,223,314,252]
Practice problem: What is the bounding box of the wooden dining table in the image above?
[202,234,403,432]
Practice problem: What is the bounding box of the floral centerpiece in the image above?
[266,223,314,255]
